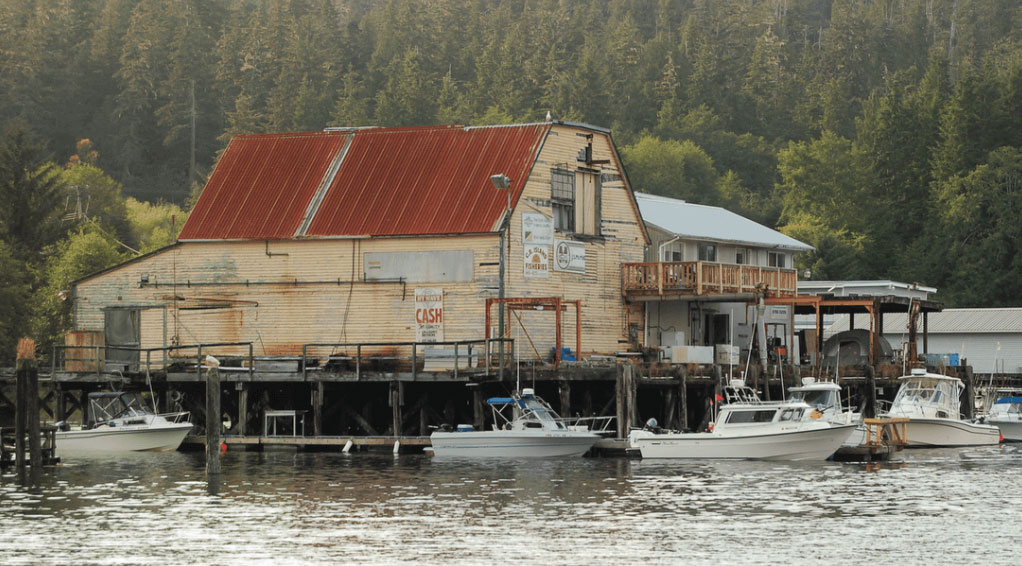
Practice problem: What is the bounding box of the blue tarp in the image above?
[994,397,1022,404]
[487,397,515,405]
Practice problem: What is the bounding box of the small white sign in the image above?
[522,212,553,246]
[524,245,551,278]
[553,240,586,274]
[415,288,444,342]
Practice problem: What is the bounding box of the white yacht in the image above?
[979,396,1022,442]
[429,389,603,458]
[56,392,193,455]
[883,369,1001,447]
[629,381,856,461]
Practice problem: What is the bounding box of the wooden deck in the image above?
[621,261,798,298]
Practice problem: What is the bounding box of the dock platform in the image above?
[832,417,909,462]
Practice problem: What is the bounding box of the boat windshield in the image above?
[790,390,836,410]
[520,397,566,430]
[892,378,961,413]
[89,392,151,423]
[990,397,1022,416]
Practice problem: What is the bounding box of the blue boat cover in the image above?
[994,397,1022,404]
[487,397,515,404]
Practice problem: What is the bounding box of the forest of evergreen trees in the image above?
[3,0,1022,362]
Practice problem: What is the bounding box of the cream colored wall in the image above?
[73,125,648,361]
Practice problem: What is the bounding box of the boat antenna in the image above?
[515,310,520,394]
[729,308,734,381]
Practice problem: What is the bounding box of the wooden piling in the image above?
[679,366,688,431]
[559,382,571,418]
[472,389,484,430]
[961,365,975,420]
[390,381,402,436]
[237,383,248,436]
[205,365,221,475]
[313,381,324,436]
[627,363,638,429]
[615,363,625,439]
[865,364,877,419]
[14,339,33,479]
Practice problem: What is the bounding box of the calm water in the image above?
[2,446,1021,565]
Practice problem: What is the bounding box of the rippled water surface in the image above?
[2,445,1021,565]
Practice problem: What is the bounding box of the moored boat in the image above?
[629,381,856,461]
[979,396,1022,442]
[429,388,602,458]
[56,392,193,455]
[883,369,1001,447]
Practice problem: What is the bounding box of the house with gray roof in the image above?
[626,193,814,361]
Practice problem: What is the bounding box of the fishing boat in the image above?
[429,388,603,458]
[56,392,193,455]
[882,369,1001,447]
[629,381,857,461]
[978,396,1022,442]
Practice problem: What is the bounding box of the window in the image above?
[698,243,717,262]
[660,241,683,262]
[726,409,777,424]
[735,248,753,265]
[768,251,786,268]
[551,169,575,232]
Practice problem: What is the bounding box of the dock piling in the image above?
[205,361,221,475]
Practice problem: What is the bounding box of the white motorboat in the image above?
[429,388,603,458]
[788,377,864,446]
[629,381,857,461]
[56,392,193,455]
[883,369,1001,447]
[978,396,1022,442]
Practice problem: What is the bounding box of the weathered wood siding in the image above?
[73,124,647,361]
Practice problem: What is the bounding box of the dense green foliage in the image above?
[2,0,1022,360]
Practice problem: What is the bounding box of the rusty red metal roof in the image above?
[306,124,549,237]
[180,124,549,240]
[179,131,351,240]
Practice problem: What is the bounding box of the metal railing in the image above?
[51,338,515,381]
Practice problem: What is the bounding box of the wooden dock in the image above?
[832,417,909,462]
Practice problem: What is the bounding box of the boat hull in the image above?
[429,430,599,458]
[988,420,1022,442]
[56,423,193,455]
[900,418,1001,447]
[631,424,857,461]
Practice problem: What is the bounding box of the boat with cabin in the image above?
[978,396,1022,442]
[428,388,603,457]
[55,391,193,455]
[882,369,1001,447]
[629,380,857,460]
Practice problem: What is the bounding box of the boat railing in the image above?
[158,411,190,424]
[562,415,616,434]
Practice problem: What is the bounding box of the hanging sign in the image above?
[415,288,444,342]
[553,239,586,274]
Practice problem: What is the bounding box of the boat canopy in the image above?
[994,397,1022,404]
[487,397,516,404]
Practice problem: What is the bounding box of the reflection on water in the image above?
[2,446,1021,565]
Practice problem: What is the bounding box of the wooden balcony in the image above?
[621,261,798,299]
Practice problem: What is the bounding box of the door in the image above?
[104,307,141,371]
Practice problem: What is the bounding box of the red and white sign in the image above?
[415,288,444,342]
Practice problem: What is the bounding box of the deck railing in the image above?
[621,261,798,298]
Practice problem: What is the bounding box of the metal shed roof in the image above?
[829,308,1022,334]
[180,124,549,240]
[634,192,813,251]
[179,131,351,241]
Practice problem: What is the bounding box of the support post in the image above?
[559,381,571,419]
[238,383,248,436]
[16,338,39,481]
[390,381,402,437]
[627,363,638,429]
[679,366,688,431]
[473,389,484,431]
[313,380,324,437]
[865,364,877,419]
[961,365,975,420]
[205,364,221,475]
[615,363,625,439]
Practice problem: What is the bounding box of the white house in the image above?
[625,193,813,362]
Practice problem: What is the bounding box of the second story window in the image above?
[735,248,753,265]
[551,169,575,232]
[768,251,786,268]
[698,242,717,262]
